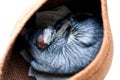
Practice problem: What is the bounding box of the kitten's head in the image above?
[37,26,56,49]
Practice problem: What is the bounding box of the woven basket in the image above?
[0,0,113,80]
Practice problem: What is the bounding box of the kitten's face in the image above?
[37,27,56,49]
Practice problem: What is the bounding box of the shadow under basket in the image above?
[0,0,113,80]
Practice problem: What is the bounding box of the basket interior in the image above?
[3,0,102,80]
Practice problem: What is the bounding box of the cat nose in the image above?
[37,35,48,49]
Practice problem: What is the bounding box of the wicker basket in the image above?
[0,0,113,80]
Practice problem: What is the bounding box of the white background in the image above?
[0,0,120,80]
[105,0,120,80]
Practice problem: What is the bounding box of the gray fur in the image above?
[25,18,103,74]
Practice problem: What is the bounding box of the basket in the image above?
[0,0,113,80]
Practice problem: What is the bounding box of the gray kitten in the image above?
[21,16,103,74]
